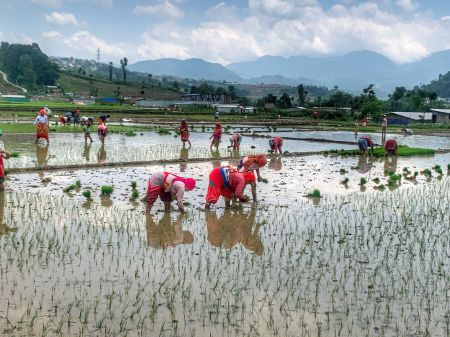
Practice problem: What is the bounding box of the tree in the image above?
[278,93,292,109]
[17,54,36,90]
[390,86,407,101]
[108,62,113,81]
[148,74,152,85]
[227,85,237,100]
[297,84,308,106]
[172,81,179,90]
[120,57,128,84]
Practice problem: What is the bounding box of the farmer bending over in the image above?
[358,135,374,155]
[384,139,398,156]
[147,171,196,213]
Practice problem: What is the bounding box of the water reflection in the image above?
[35,143,50,167]
[210,148,221,168]
[146,212,194,249]
[268,156,283,171]
[205,208,264,255]
[384,155,398,173]
[97,143,107,163]
[0,191,15,237]
[179,147,189,172]
[83,143,92,162]
[356,155,373,174]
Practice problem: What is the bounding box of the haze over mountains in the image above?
[129,50,450,95]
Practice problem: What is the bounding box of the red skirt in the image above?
[205,168,225,204]
[36,123,49,140]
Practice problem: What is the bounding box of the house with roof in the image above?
[430,109,450,123]
[385,112,433,125]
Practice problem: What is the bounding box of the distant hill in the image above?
[227,50,450,94]
[129,58,242,82]
[421,71,450,98]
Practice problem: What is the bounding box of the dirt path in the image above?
[0,70,28,93]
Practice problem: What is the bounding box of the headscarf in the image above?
[165,172,196,191]
[254,154,267,168]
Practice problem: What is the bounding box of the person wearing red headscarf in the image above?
[269,137,283,154]
[147,171,196,213]
[205,167,256,208]
[209,122,222,149]
[179,120,191,147]
[384,139,398,156]
[237,154,268,181]
[33,108,49,143]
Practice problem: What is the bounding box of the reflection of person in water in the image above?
[356,155,373,174]
[146,210,194,249]
[36,143,50,167]
[83,143,92,162]
[0,191,14,237]
[179,147,189,172]
[205,208,264,255]
[268,156,283,171]
[97,143,106,163]
[384,154,398,173]
[210,148,221,168]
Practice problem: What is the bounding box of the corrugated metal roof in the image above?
[388,112,432,120]
[431,109,450,114]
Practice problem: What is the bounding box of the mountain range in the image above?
[129,50,450,95]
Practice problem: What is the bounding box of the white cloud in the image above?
[205,2,238,20]
[395,0,419,12]
[45,12,78,26]
[42,30,130,60]
[134,1,184,19]
[441,16,450,21]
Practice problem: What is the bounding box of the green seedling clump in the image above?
[423,169,432,177]
[75,180,81,188]
[359,177,367,185]
[125,131,137,137]
[339,168,347,174]
[339,145,434,157]
[82,190,92,200]
[131,181,137,189]
[372,177,380,184]
[131,190,139,200]
[9,152,19,157]
[64,184,76,192]
[101,185,114,196]
[307,189,321,198]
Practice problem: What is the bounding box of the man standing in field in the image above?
[313,111,318,125]
[381,114,387,138]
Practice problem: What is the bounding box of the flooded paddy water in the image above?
[0,125,449,336]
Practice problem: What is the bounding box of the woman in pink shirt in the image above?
[147,171,196,213]
[269,137,283,154]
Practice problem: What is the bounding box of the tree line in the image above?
[0,42,59,91]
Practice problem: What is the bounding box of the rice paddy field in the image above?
[0,125,449,337]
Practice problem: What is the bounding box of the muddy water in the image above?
[3,132,355,169]
[0,179,448,336]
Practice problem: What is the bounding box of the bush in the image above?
[101,185,114,196]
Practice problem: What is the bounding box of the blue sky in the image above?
[1,0,450,65]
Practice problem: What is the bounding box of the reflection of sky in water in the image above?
[3,131,354,169]
[261,130,450,150]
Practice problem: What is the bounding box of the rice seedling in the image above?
[75,180,81,188]
[359,177,367,185]
[9,152,19,157]
[64,184,76,192]
[100,185,114,196]
[307,189,321,198]
[372,177,380,184]
[131,181,137,189]
[131,190,139,200]
[82,190,92,200]
[339,168,347,174]
[341,177,349,184]
[423,168,432,177]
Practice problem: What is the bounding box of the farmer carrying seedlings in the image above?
[33,108,49,144]
[237,154,268,182]
[179,120,191,148]
[205,167,256,208]
[209,122,222,149]
[0,129,10,190]
[384,139,398,156]
[269,137,283,154]
[147,171,196,213]
[358,135,374,155]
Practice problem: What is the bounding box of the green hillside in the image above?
[422,71,450,98]
[57,72,181,99]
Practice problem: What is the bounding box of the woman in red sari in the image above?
[179,120,191,147]
[33,108,49,143]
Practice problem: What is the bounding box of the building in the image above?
[213,104,243,114]
[386,112,433,125]
[430,109,450,123]
[0,94,30,103]
[181,93,230,104]
[44,85,64,97]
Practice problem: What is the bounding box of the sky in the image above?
[1,0,450,65]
